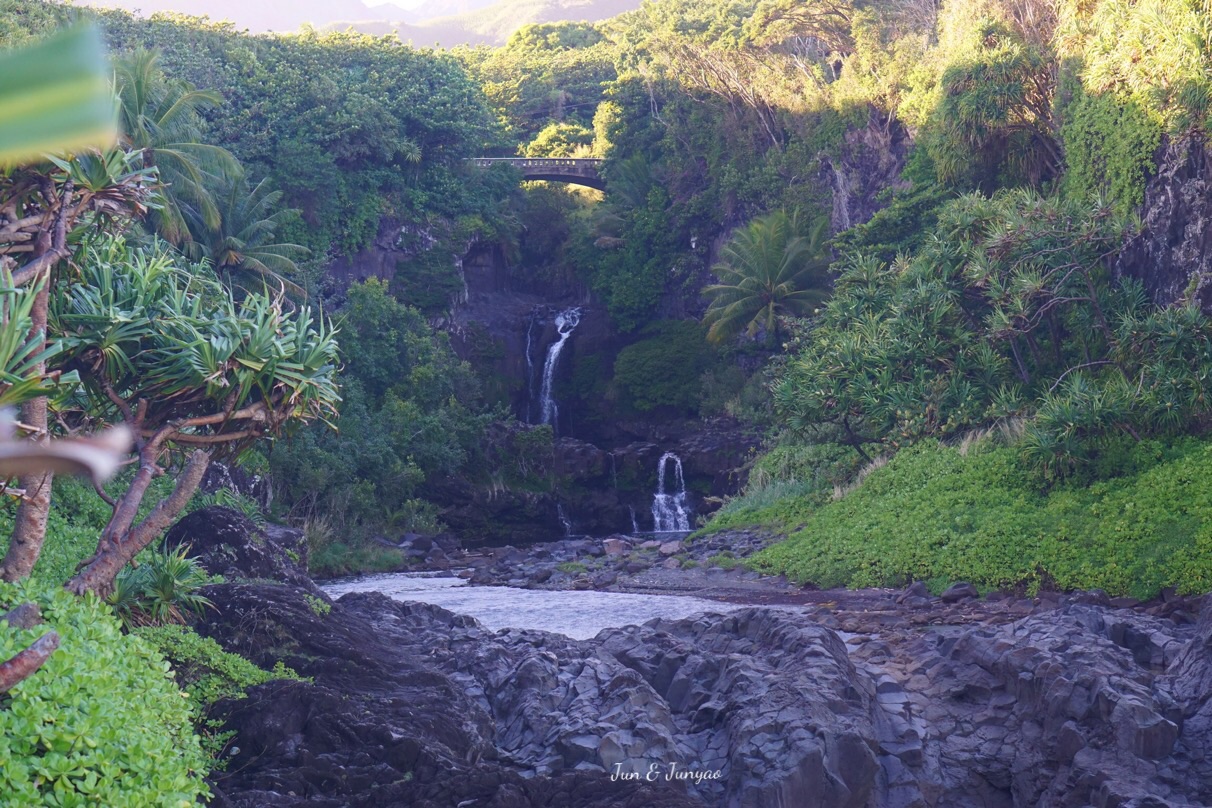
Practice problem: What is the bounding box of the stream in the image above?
[322,572,750,640]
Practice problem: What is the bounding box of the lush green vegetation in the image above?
[0,583,209,805]
[95,9,514,273]
[750,438,1212,600]
[270,279,488,535]
[1,1,1212,802]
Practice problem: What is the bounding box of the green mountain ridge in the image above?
[327,0,641,47]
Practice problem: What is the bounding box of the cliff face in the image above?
[819,114,912,236]
[1117,134,1212,313]
[434,244,757,544]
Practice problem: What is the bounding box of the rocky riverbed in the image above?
[181,507,1212,806]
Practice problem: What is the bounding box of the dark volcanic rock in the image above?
[939,581,979,603]
[819,114,912,235]
[164,506,322,593]
[198,576,1212,807]
[200,584,702,808]
[1117,133,1212,314]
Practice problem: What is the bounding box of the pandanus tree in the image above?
[0,148,155,582]
[0,25,139,693]
[48,235,339,595]
[702,210,832,344]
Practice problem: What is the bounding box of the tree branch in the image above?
[0,631,59,693]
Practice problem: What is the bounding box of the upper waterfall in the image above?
[538,307,581,429]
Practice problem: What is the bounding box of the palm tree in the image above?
[114,48,240,245]
[184,173,309,295]
[702,210,832,344]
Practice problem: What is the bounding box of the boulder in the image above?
[193,577,1212,807]
[199,584,704,808]
[164,507,322,593]
[896,581,929,604]
[602,537,631,556]
[1117,133,1212,314]
[939,581,979,603]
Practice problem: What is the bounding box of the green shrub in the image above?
[750,438,1212,600]
[134,623,304,761]
[305,517,404,578]
[108,546,215,629]
[303,594,332,617]
[0,583,209,806]
[612,320,716,414]
[133,624,303,711]
[189,489,266,527]
[701,442,862,533]
[1060,89,1162,216]
[706,553,743,570]
[702,479,827,534]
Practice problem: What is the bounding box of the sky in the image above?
[79,1,433,32]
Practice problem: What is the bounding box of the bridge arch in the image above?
[468,157,605,191]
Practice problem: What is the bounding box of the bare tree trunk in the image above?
[1,252,54,582]
[66,449,211,597]
[1,180,71,582]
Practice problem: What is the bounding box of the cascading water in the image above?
[524,312,537,421]
[557,503,573,537]
[538,307,581,428]
[651,452,691,532]
[628,506,639,534]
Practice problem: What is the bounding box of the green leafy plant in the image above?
[303,593,331,617]
[0,582,209,805]
[108,545,214,628]
[190,489,266,528]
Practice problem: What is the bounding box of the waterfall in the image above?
[629,505,640,534]
[525,312,537,421]
[557,503,573,537]
[539,307,581,428]
[651,452,691,532]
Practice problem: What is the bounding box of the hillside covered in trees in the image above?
[0,0,1211,800]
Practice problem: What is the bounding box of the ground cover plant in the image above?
[750,438,1212,600]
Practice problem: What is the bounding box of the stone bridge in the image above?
[468,157,605,191]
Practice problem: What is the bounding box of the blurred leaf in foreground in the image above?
[0,25,116,168]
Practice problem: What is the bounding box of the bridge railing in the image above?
[467,157,604,170]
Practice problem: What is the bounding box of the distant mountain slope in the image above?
[328,0,641,47]
[82,1,413,33]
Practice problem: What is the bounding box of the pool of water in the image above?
[322,573,746,640]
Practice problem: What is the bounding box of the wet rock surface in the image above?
[454,528,788,598]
